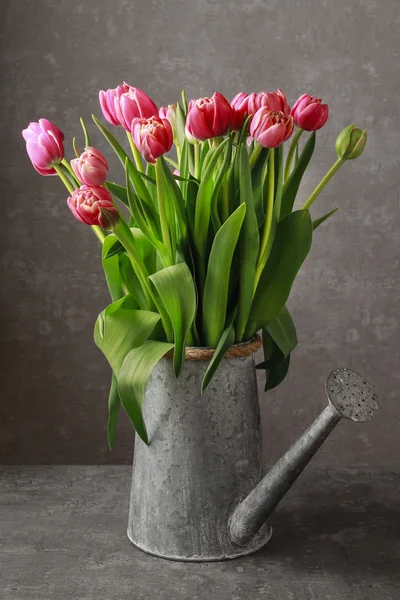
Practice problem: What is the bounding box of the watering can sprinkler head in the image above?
[325,368,378,422]
[229,368,378,547]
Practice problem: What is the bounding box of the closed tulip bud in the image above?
[291,93,329,131]
[67,185,120,230]
[71,147,108,186]
[186,92,233,141]
[99,83,129,126]
[250,108,294,148]
[230,92,258,131]
[132,116,173,164]
[22,119,64,176]
[255,89,291,117]
[335,124,367,160]
[159,104,178,143]
[114,84,158,131]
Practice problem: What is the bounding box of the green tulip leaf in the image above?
[118,340,174,444]
[236,145,260,342]
[265,305,297,360]
[246,210,312,336]
[280,132,316,220]
[201,310,236,393]
[102,235,124,302]
[313,208,338,230]
[202,203,246,347]
[94,296,160,376]
[194,137,231,284]
[106,181,129,207]
[150,263,196,377]
[107,373,120,450]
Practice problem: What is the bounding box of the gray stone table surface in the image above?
[0,466,399,600]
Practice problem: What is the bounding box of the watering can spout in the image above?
[229,368,378,547]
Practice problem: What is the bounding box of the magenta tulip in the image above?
[22,119,64,176]
[67,185,119,230]
[114,85,158,131]
[250,108,294,148]
[291,93,329,131]
[132,116,173,164]
[99,83,129,126]
[230,92,257,131]
[255,89,290,116]
[71,147,108,186]
[186,92,233,141]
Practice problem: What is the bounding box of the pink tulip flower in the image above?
[22,119,64,176]
[291,93,329,131]
[159,104,178,142]
[71,147,108,187]
[255,89,290,116]
[186,92,233,141]
[230,92,257,131]
[250,108,294,148]
[67,185,119,230]
[99,83,129,126]
[114,84,158,131]
[132,116,173,164]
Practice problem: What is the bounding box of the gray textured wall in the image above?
[0,0,399,465]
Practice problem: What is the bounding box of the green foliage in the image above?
[202,204,246,347]
[84,109,346,445]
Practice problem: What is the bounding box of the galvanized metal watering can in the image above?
[127,341,378,561]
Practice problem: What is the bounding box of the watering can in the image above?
[127,348,378,561]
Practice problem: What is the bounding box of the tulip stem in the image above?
[54,163,75,194]
[54,164,105,244]
[61,159,80,186]
[194,143,200,179]
[254,149,275,292]
[155,158,173,264]
[164,156,179,170]
[249,142,263,168]
[127,132,144,173]
[302,157,345,211]
[284,128,303,182]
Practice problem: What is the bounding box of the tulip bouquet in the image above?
[22,84,367,446]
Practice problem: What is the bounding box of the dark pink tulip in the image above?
[99,83,129,126]
[230,92,257,131]
[67,185,119,230]
[255,89,290,116]
[71,147,108,187]
[186,92,233,141]
[132,116,173,164]
[291,93,329,131]
[22,119,64,176]
[115,84,158,131]
[250,108,294,148]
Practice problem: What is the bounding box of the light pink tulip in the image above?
[291,93,329,131]
[99,83,129,126]
[22,119,64,176]
[132,116,173,164]
[114,84,158,131]
[67,185,119,230]
[250,108,294,148]
[230,92,257,131]
[255,89,290,116]
[186,92,233,141]
[71,147,108,186]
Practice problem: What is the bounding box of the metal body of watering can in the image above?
[127,352,378,561]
